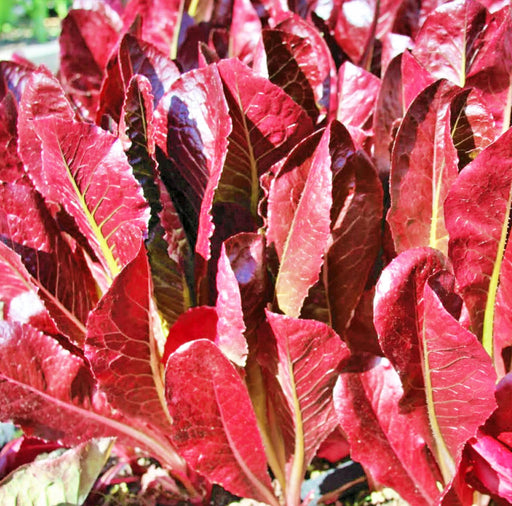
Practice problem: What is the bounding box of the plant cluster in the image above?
[0,0,512,504]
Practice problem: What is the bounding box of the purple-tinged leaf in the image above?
[0,183,97,344]
[372,53,403,178]
[466,433,512,503]
[59,8,121,120]
[0,61,37,103]
[154,64,231,271]
[267,127,332,317]
[230,0,262,63]
[29,117,149,279]
[216,243,248,367]
[0,438,113,504]
[259,311,350,504]
[123,0,182,58]
[388,80,460,255]
[450,88,499,169]
[334,359,441,506]
[375,249,497,483]
[445,127,512,354]
[327,142,383,336]
[337,62,380,138]
[216,58,314,219]
[224,233,269,335]
[263,14,336,124]
[412,0,488,87]
[165,339,277,505]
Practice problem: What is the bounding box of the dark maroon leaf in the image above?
[60,8,121,120]
[388,80,460,255]
[327,145,383,336]
[165,339,277,504]
[267,127,332,317]
[0,93,24,183]
[28,117,149,279]
[154,64,231,273]
[334,359,441,506]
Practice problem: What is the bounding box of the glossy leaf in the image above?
[28,117,149,279]
[388,80,460,255]
[0,438,114,505]
[334,359,441,506]
[445,127,512,355]
[165,339,277,505]
[267,127,332,318]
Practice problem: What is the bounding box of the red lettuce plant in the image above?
[1,0,512,504]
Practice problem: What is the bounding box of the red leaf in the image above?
[28,117,149,279]
[216,243,248,366]
[375,249,497,483]
[334,359,441,506]
[267,127,332,317]
[59,8,121,120]
[165,339,277,504]
[260,311,350,504]
[388,80,460,255]
[216,58,314,218]
[85,244,171,433]
[445,127,512,354]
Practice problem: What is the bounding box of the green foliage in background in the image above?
[0,0,71,42]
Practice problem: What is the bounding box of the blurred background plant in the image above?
[0,0,71,43]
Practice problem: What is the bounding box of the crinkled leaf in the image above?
[28,116,149,279]
[375,249,497,483]
[165,339,276,504]
[0,183,97,344]
[445,127,512,354]
[334,359,441,506]
[267,127,332,318]
[216,58,314,218]
[327,142,383,336]
[388,80,460,255]
[0,438,114,506]
[0,93,23,183]
[85,244,172,434]
[59,8,121,120]
[412,0,488,87]
[260,311,350,503]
